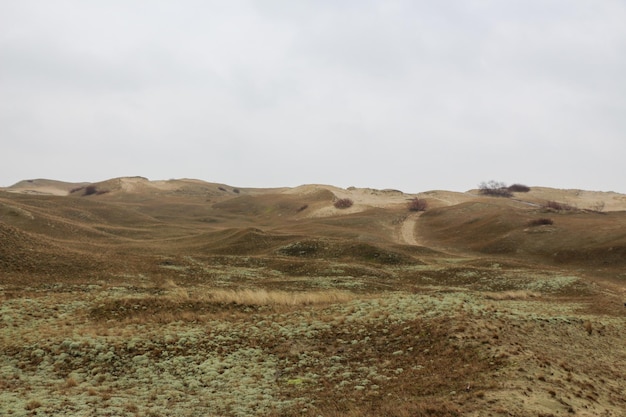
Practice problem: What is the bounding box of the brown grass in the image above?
[207,288,354,306]
[484,290,541,300]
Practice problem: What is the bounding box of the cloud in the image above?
[1,1,625,192]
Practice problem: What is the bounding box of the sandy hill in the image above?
[1,177,625,276]
[2,177,626,417]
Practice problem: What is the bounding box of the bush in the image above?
[589,201,605,213]
[479,181,513,197]
[527,218,553,226]
[334,198,353,209]
[296,204,309,213]
[508,184,531,192]
[70,185,108,196]
[543,201,575,211]
[407,197,428,212]
[83,185,98,196]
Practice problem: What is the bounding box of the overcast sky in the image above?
[1,1,625,193]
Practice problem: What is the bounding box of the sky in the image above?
[1,1,625,193]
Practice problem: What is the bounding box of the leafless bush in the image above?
[479,181,513,197]
[543,201,575,211]
[334,198,353,209]
[407,197,428,211]
[527,218,553,227]
[296,204,309,212]
[508,183,531,192]
[589,201,605,213]
[83,185,98,195]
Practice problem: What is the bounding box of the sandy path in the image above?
[399,212,422,246]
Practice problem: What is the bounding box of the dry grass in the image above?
[206,288,354,306]
[484,290,541,300]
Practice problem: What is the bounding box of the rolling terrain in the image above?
[1,177,625,416]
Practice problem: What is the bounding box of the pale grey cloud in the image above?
[1,0,625,192]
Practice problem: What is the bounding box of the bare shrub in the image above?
[589,201,605,213]
[527,218,554,227]
[508,183,531,192]
[407,197,428,212]
[296,204,309,212]
[334,198,353,209]
[479,181,513,197]
[83,185,98,196]
[543,201,575,211]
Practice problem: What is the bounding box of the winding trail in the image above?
[399,212,423,246]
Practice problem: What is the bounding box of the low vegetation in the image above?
[478,180,513,197]
[69,185,109,196]
[542,200,576,211]
[333,198,353,209]
[507,183,531,192]
[527,218,554,227]
[407,197,428,211]
[2,178,626,416]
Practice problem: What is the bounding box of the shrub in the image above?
[83,185,98,196]
[334,198,353,209]
[71,185,108,196]
[479,181,513,197]
[296,204,309,213]
[589,201,605,213]
[407,197,428,211]
[543,201,575,211]
[508,184,531,192]
[527,218,553,227]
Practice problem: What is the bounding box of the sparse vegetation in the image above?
[527,218,554,227]
[2,178,626,416]
[407,197,428,211]
[479,180,513,197]
[334,198,353,209]
[69,185,109,196]
[542,200,576,211]
[84,185,98,195]
[589,201,605,213]
[508,183,531,192]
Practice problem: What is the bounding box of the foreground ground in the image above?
[1,177,625,416]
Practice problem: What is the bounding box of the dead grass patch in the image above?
[484,290,541,300]
[89,289,353,322]
[207,288,353,306]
